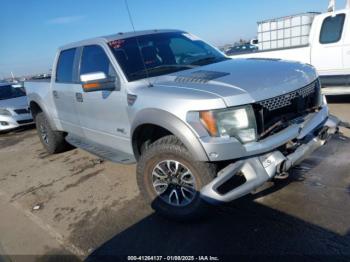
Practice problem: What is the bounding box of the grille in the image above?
[14,108,30,114]
[254,80,321,138]
[258,81,317,111]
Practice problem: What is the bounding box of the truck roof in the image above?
[59,29,184,51]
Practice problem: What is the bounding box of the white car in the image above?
[0,83,33,132]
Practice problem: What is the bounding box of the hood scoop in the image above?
[175,70,230,84]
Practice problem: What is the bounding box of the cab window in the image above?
[56,48,77,83]
[80,45,117,78]
[169,37,207,58]
[320,14,346,44]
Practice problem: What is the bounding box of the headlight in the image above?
[199,105,257,143]
[0,108,11,116]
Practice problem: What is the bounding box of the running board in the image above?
[65,135,136,164]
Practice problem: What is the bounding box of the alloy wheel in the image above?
[151,160,197,207]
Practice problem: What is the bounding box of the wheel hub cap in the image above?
[151,160,196,207]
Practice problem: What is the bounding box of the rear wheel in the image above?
[137,135,216,221]
[35,112,71,154]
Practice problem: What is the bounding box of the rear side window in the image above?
[80,45,116,78]
[56,48,76,83]
[320,14,345,44]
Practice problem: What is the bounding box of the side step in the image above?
[66,135,136,164]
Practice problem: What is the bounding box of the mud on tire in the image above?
[137,135,217,221]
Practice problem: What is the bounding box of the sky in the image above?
[0,0,347,78]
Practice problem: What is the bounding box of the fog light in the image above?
[0,121,9,126]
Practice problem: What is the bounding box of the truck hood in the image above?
[0,96,29,110]
[152,58,318,107]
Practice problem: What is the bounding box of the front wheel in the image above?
[137,135,216,221]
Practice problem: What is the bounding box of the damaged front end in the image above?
[200,115,340,204]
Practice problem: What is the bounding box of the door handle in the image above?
[75,92,83,102]
[52,90,59,99]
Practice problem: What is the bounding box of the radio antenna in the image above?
[124,0,153,87]
[124,0,136,31]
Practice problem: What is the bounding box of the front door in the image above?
[75,44,132,157]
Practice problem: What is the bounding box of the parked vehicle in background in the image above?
[231,0,350,95]
[31,74,51,80]
[225,43,258,55]
[0,82,33,132]
[25,29,339,221]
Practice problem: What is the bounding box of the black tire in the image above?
[137,135,217,221]
[35,112,71,154]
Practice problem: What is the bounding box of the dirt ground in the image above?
[0,97,350,261]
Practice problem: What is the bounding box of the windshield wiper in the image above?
[129,64,197,77]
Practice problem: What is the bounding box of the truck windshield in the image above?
[108,32,228,81]
[0,85,26,100]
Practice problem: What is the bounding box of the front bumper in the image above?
[0,113,34,131]
[200,114,340,204]
[200,105,332,162]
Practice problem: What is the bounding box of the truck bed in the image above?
[26,79,51,83]
[25,80,51,96]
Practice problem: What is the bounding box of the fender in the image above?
[131,108,209,161]
[28,94,61,131]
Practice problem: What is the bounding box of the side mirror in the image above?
[80,72,118,92]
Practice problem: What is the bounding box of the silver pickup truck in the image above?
[25,29,339,220]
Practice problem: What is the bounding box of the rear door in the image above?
[75,44,132,157]
[311,13,346,75]
[52,48,83,136]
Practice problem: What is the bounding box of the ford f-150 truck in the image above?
[25,30,340,220]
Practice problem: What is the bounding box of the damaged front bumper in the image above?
[200,114,340,204]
